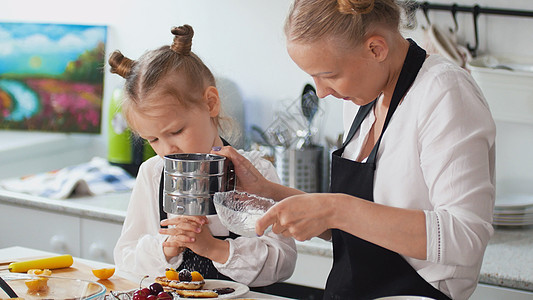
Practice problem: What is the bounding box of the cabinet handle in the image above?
[88,243,106,260]
[49,235,68,253]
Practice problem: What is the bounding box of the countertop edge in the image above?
[480,272,533,292]
[0,189,126,223]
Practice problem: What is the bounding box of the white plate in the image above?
[494,208,533,215]
[493,218,533,224]
[200,279,250,299]
[106,279,249,300]
[493,217,533,222]
[495,194,533,209]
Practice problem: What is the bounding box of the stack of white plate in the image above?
[493,195,533,227]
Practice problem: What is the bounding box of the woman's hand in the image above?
[256,193,335,241]
[257,193,428,259]
[211,146,269,196]
[212,146,304,200]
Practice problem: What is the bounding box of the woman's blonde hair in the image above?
[108,25,226,133]
[285,0,401,47]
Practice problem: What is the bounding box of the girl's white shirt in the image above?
[113,150,296,287]
[342,55,495,300]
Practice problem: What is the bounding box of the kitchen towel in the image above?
[422,24,471,69]
[0,157,135,199]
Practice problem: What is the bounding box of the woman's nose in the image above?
[313,79,331,98]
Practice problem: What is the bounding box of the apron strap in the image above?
[367,39,426,164]
[341,100,376,148]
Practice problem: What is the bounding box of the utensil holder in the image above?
[275,145,323,193]
[163,153,234,215]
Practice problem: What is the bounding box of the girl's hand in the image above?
[256,193,335,241]
[160,215,229,263]
[211,146,268,196]
[159,215,207,259]
[180,224,230,263]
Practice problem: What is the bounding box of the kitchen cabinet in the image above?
[470,283,533,300]
[0,202,81,255]
[80,218,122,263]
[0,202,122,264]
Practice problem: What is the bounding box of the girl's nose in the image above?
[162,141,179,156]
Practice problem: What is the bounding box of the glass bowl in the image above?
[0,274,106,299]
[213,191,275,237]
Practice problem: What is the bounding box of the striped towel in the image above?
[0,157,135,199]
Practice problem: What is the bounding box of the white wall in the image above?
[1,0,533,193]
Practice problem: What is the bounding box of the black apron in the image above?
[324,40,451,300]
[159,138,238,280]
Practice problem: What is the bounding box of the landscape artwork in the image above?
[0,22,107,133]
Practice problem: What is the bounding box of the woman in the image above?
[214,0,495,299]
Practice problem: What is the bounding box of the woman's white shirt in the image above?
[342,55,495,300]
[113,150,296,287]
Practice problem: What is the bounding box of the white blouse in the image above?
[342,55,496,300]
[113,151,296,287]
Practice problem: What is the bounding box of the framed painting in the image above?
[0,22,107,133]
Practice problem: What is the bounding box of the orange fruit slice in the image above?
[27,269,52,276]
[91,267,115,280]
[191,271,204,281]
[165,268,179,280]
[25,277,48,292]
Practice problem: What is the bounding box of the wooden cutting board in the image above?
[0,258,138,294]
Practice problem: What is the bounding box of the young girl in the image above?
[108,24,296,287]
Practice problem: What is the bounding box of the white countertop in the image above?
[0,246,293,299]
[1,188,532,293]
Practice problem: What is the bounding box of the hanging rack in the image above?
[410,1,533,57]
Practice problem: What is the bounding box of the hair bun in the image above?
[170,24,194,55]
[108,50,136,79]
[338,0,374,15]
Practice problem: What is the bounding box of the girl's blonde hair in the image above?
[108,25,228,134]
[285,0,401,47]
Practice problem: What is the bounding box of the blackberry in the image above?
[178,269,192,281]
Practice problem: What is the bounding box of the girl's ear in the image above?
[204,86,221,117]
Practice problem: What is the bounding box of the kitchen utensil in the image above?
[213,191,275,237]
[250,125,274,148]
[0,274,106,299]
[7,254,73,273]
[264,115,298,148]
[0,276,17,298]
[300,84,319,147]
[163,153,235,215]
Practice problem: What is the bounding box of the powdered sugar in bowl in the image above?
[213,191,275,237]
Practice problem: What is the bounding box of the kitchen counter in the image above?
[1,189,532,296]
[0,246,293,299]
[0,189,130,223]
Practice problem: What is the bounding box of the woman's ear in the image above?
[365,35,389,62]
[204,86,221,117]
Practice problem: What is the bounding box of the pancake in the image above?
[173,289,219,298]
[154,276,205,290]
